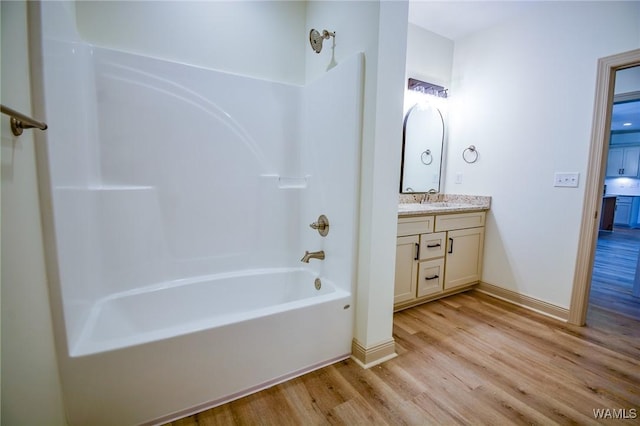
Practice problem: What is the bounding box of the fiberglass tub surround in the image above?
[36,2,363,424]
[48,12,361,357]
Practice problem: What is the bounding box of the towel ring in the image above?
[421,149,433,165]
[462,145,478,164]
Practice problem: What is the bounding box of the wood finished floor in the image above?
[590,227,640,320]
[167,291,640,426]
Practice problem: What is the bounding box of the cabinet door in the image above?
[444,227,485,290]
[606,148,624,177]
[623,147,640,177]
[606,147,640,177]
[614,201,632,225]
[395,235,419,304]
[418,258,444,297]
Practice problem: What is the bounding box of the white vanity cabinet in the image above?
[395,211,486,310]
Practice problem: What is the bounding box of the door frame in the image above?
[568,48,640,325]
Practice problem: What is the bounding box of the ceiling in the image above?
[407,1,639,133]
[612,100,640,132]
[408,1,545,41]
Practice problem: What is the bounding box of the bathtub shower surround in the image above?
[32,2,363,424]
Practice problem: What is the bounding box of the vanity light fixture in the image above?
[408,78,448,99]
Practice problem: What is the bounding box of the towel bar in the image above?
[1,104,48,136]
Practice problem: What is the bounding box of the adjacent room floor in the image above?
[590,226,640,321]
[167,291,640,425]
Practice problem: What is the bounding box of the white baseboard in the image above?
[476,282,569,322]
[351,338,397,369]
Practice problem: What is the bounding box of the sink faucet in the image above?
[422,188,439,203]
[301,250,325,263]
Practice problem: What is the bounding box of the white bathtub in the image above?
[62,268,353,425]
[73,268,349,357]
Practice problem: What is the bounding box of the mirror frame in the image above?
[399,100,445,193]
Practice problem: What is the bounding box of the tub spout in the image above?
[301,250,325,263]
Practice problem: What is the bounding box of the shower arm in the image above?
[1,104,48,136]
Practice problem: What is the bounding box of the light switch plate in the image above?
[554,172,580,187]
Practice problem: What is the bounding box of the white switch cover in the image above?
[455,173,463,184]
[554,172,580,187]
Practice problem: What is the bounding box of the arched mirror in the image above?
[400,93,445,193]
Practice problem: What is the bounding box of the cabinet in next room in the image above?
[613,196,640,228]
[606,146,640,177]
[394,211,485,311]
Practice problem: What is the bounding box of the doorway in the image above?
[590,90,640,322]
[569,48,640,326]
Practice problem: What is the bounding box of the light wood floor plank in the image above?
[166,291,640,426]
[405,301,605,424]
[470,382,559,426]
[278,378,328,426]
[193,402,235,426]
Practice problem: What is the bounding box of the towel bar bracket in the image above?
[11,117,26,136]
[1,104,48,137]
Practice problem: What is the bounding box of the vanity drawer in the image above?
[419,232,446,260]
[417,258,444,297]
[397,216,434,236]
[435,211,486,232]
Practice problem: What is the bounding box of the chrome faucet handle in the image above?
[309,214,329,237]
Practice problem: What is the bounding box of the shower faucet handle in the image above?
[309,221,326,230]
[309,214,329,237]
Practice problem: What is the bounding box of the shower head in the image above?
[309,29,335,54]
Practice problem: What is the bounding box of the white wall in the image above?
[0,1,67,424]
[615,64,640,93]
[406,23,453,89]
[305,1,378,84]
[305,1,408,354]
[75,1,307,85]
[444,1,640,308]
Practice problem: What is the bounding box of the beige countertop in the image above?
[398,194,491,217]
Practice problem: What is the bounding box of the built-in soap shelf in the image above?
[56,185,155,191]
[260,174,310,189]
